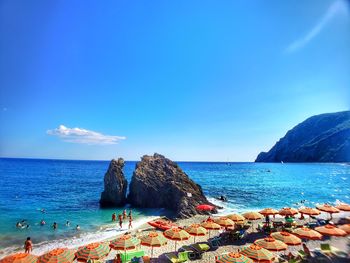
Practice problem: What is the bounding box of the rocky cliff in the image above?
[255,111,350,162]
[128,153,215,218]
[100,158,128,207]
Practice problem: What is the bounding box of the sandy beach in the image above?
[2,211,349,263]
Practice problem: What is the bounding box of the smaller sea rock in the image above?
[100,158,127,207]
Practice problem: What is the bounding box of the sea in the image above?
[0,158,349,256]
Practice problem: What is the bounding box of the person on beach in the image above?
[76,225,80,230]
[123,209,127,220]
[112,213,116,222]
[118,214,123,229]
[24,237,32,253]
[128,209,132,217]
[114,254,122,263]
[53,222,58,230]
[128,215,133,229]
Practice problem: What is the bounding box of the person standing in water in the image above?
[123,209,127,220]
[118,214,123,229]
[112,213,116,222]
[53,222,58,230]
[24,237,32,253]
[128,215,133,229]
[76,225,80,230]
[128,209,132,218]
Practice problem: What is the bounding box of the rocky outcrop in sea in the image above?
[100,158,128,207]
[128,153,215,218]
[255,111,350,162]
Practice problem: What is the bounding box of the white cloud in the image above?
[47,125,126,145]
[285,0,348,53]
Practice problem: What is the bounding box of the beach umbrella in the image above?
[315,224,347,237]
[227,214,245,223]
[184,224,207,243]
[254,237,288,252]
[335,203,350,211]
[196,204,215,211]
[201,220,221,238]
[0,254,37,263]
[298,207,320,216]
[163,227,190,251]
[270,232,301,246]
[38,248,75,263]
[140,231,167,258]
[338,224,350,234]
[293,227,323,240]
[216,252,254,263]
[259,208,279,217]
[316,204,339,219]
[76,242,110,262]
[215,217,235,228]
[279,208,298,216]
[240,244,275,263]
[242,212,263,221]
[110,234,140,259]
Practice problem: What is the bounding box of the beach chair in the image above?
[191,243,210,253]
[122,250,145,263]
[164,252,187,263]
[177,252,189,262]
[178,246,200,260]
[320,243,340,256]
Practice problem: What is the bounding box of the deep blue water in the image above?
[0,158,349,252]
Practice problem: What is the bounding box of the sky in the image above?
[0,0,349,162]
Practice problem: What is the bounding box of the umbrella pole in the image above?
[194,236,196,243]
[175,241,177,252]
[151,247,153,258]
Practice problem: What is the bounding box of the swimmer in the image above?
[66,221,70,226]
[40,220,46,226]
[16,222,22,228]
[76,225,80,230]
[52,222,58,230]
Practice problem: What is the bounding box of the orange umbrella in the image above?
[293,227,323,240]
[279,208,298,216]
[215,217,235,228]
[259,208,279,216]
[298,207,320,216]
[76,243,110,262]
[0,254,37,263]
[270,232,301,246]
[335,203,350,212]
[140,231,167,258]
[38,248,75,263]
[316,204,339,219]
[184,224,207,242]
[315,224,347,237]
[338,224,350,234]
[241,244,275,263]
[216,252,254,263]
[242,212,263,221]
[201,220,221,238]
[163,227,190,251]
[254,237,288,252]
[227,214,245,223]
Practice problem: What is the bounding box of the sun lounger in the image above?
[164,252,187,263]
[177,252,189,262]
[191,243,210,253]
[178,246,200,259]
[320,243,342,256]
[121,250,145,263]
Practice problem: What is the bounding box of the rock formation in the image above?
[255,111,350,162]
[128,153,215,218]
[100,158,128,207]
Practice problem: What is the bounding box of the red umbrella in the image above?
[196,204,215,211]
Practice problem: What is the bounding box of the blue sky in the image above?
[0,0,349,161]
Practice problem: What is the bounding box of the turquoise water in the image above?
[0,158,349,253]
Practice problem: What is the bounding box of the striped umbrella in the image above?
[315,224,347,237]
[38,248,75,263]
[298,207,320,216]
[0,254,37,263]
[110,234,140,259]
[270,232,301,246]
[293,227,323,240]
[259,208,279,216]
[242,212,263,221]
[216,252,254,263]
[76,243,110,262]
[335,203,350,212]
[339,224,350,234]
[254,237,288,252]
[316,204,339,219]
[279,208,298,216]
[184,224,207,243]
[241,244,275,263]
[140,231,167,258]
[215,217,235,228]
[201,220,221,238]
[227,214,245,223]
[164,227,190,251]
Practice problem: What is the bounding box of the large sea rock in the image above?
[100,158,128,207]
[255,111,350,162]
[128,153,214,218]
